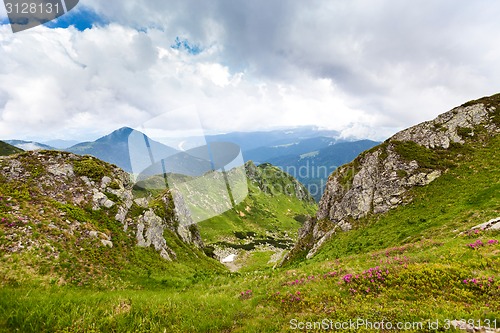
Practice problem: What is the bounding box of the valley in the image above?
[0,94,499,332]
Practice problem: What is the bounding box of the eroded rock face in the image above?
[317,146,441,227]
[286,101,500,261]
[136,209,176,260]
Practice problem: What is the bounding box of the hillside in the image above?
[285,93,500,262]
[0,150,223,289]
[198,161,317,271]
[0,141,23,156]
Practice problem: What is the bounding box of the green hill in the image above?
[1,94,499,332]
[0,140,23,156]
[198,161,317,272]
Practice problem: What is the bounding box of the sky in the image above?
[1,0,500,142]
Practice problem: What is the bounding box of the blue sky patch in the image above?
[171,37,202,55]
[44,6,108,31]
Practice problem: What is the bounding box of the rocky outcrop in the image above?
[470,217,500,231]
[136,209,176,260]
[392,103,497,148]
[0,150,205,261]
[286,95,500,261]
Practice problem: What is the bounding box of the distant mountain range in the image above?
[204,126,340,151]
[267,140,379,200]
[4,140,53,151]
[42,139,80,149]
[3,126,377,201]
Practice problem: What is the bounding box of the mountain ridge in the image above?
[284,93,500,262]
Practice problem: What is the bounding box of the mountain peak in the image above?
[96,127,135,143]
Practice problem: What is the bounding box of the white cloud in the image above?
[2,0,500,142]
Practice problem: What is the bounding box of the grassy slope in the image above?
[1,137,498,332]
[198,181,316,243]
[0,141,23,156]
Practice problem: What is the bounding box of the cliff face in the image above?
[286,94,500,261]
[0,151,204,263]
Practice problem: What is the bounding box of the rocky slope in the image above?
[0,150,215,287]
[285,93,500,261]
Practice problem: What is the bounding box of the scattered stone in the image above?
[101,240,113,248]
[471,217,500,231]
[134,198,149,208]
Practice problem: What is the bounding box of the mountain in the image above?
[197,161,317,271]
[243,136,338,163]
[66,127,178,173]
[205,126,340,152]
[4,140,54,151]
[266,139,379,201]
[0,141,23,156]
[285,93,500,262]
[42,139,80,149]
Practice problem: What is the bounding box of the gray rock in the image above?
[134,198,149,208]
[136,209,176,261]
[47,164,74,178]
[471,217,500,231]
[100,176,112,189]
[92,190,115,210]
[101,240,113,248]
[115,206,128,223]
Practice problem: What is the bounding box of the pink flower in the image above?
[343,274,353,283]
